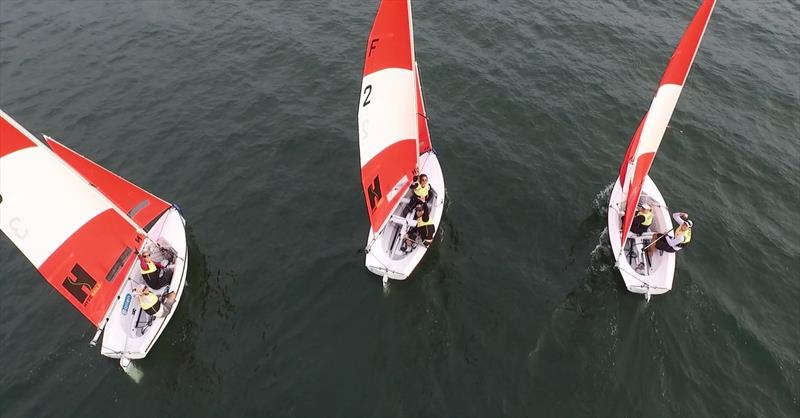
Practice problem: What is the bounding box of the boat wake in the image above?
[564,182,615,271]
[592,181,615,218]
[122,361,144,383]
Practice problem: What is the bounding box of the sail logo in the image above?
[367,175,382,210]
[61,264,97,305]
[121,293,132,315]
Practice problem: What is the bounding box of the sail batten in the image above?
[618,0,716,247]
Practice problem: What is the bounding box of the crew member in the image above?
[139,250,173,290]
[135,286,177,318]
[648,212,693,256]
[403,168,434,215]
[403,204,436,251]
[630,203,654,235]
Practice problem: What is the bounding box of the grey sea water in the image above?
[1,1,798,416]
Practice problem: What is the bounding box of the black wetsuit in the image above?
[630,213,650,235]
[408,208,436,245]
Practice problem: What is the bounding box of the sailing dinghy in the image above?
[0,110,188,368]
[359,0,445,282]
[608,0,715,300]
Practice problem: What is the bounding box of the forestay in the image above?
[617,0,716,247]
[358,0,418,234]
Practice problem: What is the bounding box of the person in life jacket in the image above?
[135,285,177,318]
[648,212,693,256]
[402,204,436,251]
[630,203,654,235]
[138,250,174,290]
[403,167,435,215]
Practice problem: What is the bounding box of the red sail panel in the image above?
[363,0,413,76]
[45,136,171,229]
[415,64,431,154]
[1,114,36,157]
[37,209,142,325]
[660,0,716,87]
[361,139,417,232]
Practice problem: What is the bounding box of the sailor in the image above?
[403,168,434,215]
[648,212,693,256]
[135,286,177,318]
[138,250,174,290]
[630,203,654,235]
[403,204,436,251]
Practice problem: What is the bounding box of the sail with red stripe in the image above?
[358,0,418,233]
[618,0,716,246]
[45,136,171,229]
[0,111,144,325]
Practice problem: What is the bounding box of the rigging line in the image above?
[364,246,398,276]
[620,262,668,291]
[617,240,669,290]
[140,209,185,262]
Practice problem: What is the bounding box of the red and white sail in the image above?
[618,0,716,246]
[359,0,418,233]
[0,111,144,325]
[45,136,171,229]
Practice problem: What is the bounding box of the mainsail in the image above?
[618,0,716,246]
[0,111,143,325]
[359,0,418,233]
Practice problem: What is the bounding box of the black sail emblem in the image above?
[367,175,382,211]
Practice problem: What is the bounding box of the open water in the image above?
[1,1,798,417]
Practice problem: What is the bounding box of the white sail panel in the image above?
[358,68,417,166]
[1,141,113,268]
[634,84,683,156]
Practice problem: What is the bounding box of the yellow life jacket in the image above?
[638,210,653,226]
[678,228,692,247]
[417,216,434,227]
[139,292,158,311]
[141,260,157,274]
[413,183,430,198]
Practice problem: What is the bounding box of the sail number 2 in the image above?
[362,85,372,107]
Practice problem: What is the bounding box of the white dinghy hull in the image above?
[100,207,188,360]
[608,175,675,296]
[366,151,445,281]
